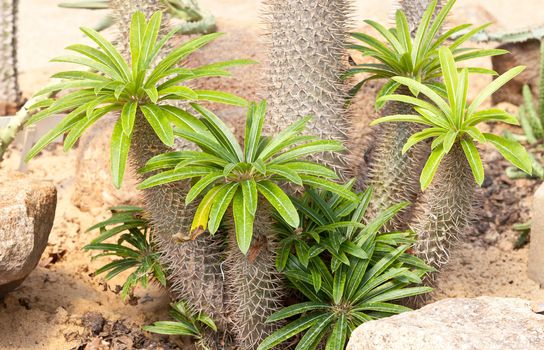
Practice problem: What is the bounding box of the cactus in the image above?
[452,25,544,44]
[359,0,447,226]
[0,0,21,115]
[261,0,352,175]
[109,1,229,345]
[372,48,530,304]
[60,0,216,34]
[410,143,475,270]
[224,204,284,350]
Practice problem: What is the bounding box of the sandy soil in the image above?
[1,0,544,349]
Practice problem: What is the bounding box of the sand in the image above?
[1,0,544,349]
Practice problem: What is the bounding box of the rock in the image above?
[491,39,541,106]
[71,116,142,213]
[529,183,544,285]
[0,172,57,296]
[82,312,106,336]
[347,297,544,350]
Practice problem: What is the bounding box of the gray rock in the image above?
[347,297,544,350]
[529,183,544,286]
[0,172,57,296]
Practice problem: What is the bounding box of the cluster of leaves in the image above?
[24,11,251,188]
[84,206,166,300]
[138,100,356,254]
[259,187,433,350]
[371,47,532,190]
[346,0,503,104]
[143,300,217,342]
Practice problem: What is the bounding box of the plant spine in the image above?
[225,204,284,350]
[411,143,475,273]
[366,0,445,227]
[262,0,352,175]
[110,1,228,347]
[0,0,21,115]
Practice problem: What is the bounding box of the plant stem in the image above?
[224,204,283,350]
[0,0,22,114]
[262,0,352,176]
[411,143,475,271]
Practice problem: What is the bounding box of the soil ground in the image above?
[1,0,544,349]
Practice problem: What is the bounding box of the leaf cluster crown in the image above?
[259,186,432,350]
[25,11,253,188]
[138,100,356,254]
[371,47,532,190]
[347,0,504,106]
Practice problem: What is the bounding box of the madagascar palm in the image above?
[139,100,354,253]
[348,0,504,226]
[25,11,250,188]
[140,100,354,349]
[260,187,432,350]
[25,10,253,347]
[262,0,352,175]
[144,300,218,349]
[371,47,531,272]
[0,0,21,114]
[84,205,166,301]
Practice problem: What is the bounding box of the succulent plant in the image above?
[504,41,544,180]
[25,7,252,347]
[262,0,352,174]
[260,186,432,350]
[24,11,248,188]
[140,100,354,348]
[372,47,531,271]
[0,0,21,115]
[59,0,216,34]
[144,300,219,349]
[348,0,503,227]
[84,205,166,301]
[139,101,353,252]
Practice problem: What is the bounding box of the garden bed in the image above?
[1,0,543,348]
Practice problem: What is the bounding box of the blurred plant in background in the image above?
[58,0,216,34]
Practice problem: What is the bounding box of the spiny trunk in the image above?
[0,0,21,115]
[365,0,446,225]
[411,143,475,270]
[262,0,352,175]
[130,114,229,345]
[394,0,445,36]
[224,204,284,350]
[110,1,228,346]
[408,143,475,306]
[366,92,427,228]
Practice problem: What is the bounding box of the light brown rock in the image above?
[529,183,544,285]
[491,39,541,106]
[0,172,57,296]
[347,297,544,350]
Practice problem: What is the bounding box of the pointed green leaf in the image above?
[257,181,299,228]
[110,118,131,189]
[460,138,484,185]
[484,133,532,174]
[233,189,254,254]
